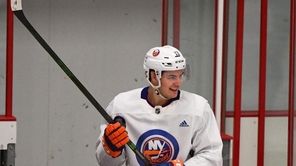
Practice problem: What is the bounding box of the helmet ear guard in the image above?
[145,69,162,89]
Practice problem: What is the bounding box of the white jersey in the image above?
[96,87,223,166]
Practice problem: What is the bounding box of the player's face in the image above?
[159,70,185,99]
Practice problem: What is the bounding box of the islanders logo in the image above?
[136,129,179,165]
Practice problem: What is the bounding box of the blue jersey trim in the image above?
[140,86,180,107]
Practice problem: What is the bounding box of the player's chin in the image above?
[169,88,179,97]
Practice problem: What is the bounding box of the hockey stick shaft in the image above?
[13,10,151,166]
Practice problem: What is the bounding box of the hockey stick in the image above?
[10,1,151,165]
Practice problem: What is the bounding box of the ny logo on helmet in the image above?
[152,49,160,56]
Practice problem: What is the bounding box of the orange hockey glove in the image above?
[169,159,184,166]
[156,159,184,166]
[102,122,129,158]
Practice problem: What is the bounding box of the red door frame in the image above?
[288,0,295,165]
[1,0,15,121]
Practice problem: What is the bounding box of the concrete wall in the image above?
[12,0,162,165]
[0,1,6,115]
[0,0,293,165]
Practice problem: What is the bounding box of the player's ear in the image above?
[149,70,159,86]
[149,70,156,81]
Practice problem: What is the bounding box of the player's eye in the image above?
[164,73,185,81]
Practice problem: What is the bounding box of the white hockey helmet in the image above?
[143,45,186,89]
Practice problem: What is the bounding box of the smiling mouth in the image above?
[170,88,178,92]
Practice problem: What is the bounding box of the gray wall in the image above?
[13,0,162,165]
[0,1,215,165]
[226,0,291,111]
[0,1,7,115]
[179,0,215,101]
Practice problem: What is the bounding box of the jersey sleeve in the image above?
[184,102,223,166]
[95,99,127,166]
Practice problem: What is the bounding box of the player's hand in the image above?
[156,159,184,166]
[102,122,129,158]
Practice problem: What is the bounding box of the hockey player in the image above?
[96,45,223,166]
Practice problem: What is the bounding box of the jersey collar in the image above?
[141,86,180,107]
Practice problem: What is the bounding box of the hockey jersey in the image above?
[96,87,223,166]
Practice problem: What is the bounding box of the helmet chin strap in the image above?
[154,88,168,100]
